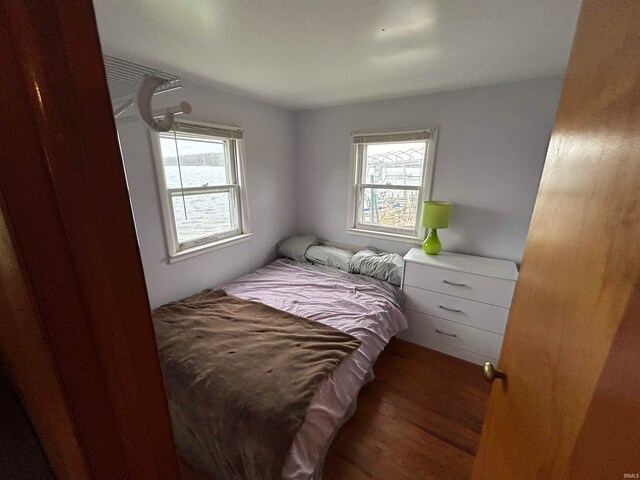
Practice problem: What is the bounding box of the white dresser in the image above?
[399,248,518,365]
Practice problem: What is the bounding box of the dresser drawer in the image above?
[404,285,509,334]
[398,331,497,365]
[403,261,516,307]
[405,310,503,359]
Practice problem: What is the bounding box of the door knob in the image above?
[482,362,506,383]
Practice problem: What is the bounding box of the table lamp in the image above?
[421,201,451,255]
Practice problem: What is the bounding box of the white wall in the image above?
[117,80,297,307]
[119,76,562,306]
[294,76,563,263]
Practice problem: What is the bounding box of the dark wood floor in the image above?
[323,338,491,480]
[179,338,491,480]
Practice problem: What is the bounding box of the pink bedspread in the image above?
[221,259,407,479]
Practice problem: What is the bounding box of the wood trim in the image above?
[0,193,90,480]
[0,0,180,478]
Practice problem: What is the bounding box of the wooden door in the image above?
[472,0,640,478]
[0,0,181,478]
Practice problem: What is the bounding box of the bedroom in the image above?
[1,1,640,479]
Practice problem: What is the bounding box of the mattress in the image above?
[221,258,408,479]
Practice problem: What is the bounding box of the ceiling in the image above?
[93,0,582,110]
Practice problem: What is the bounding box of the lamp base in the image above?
[422,228,441,255]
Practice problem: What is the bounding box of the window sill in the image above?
[168,233,253,263]
[347,228,422,245]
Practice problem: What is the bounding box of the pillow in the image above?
[349,248,404,286]
[276,234,319,262]
[305,245,354,271]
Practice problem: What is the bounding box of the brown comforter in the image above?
[152,289,361,480]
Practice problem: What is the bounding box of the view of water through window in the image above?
[166,166,235,244]
[160,136,238,244]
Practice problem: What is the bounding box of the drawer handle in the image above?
[435,329,458,338]
[443,279,467,287]
[439,305,462,313]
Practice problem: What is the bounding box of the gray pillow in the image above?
[305,245,354,271]
[276,234,319,262]
[349,248,404,286]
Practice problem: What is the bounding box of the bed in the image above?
[155,257,408,479]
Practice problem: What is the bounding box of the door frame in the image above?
[0,1,180,478]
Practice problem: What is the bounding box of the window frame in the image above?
[150,119,251,262]
[347,127,438,243]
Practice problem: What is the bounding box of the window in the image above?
[348,128,437,242]
[151,121,251,260]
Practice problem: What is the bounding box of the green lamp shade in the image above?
[421,201,451,255]
[422,201,451,228]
